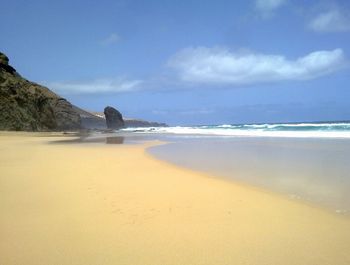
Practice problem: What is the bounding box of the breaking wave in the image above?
[121,121,350,138]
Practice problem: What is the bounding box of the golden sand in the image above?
[1,133,350,265]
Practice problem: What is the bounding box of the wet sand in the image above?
[149,137,350,213]
[1,133,350,265]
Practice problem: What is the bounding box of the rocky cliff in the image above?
[0,52,81,131]
[0,52,167,131]
[72,106,107,129]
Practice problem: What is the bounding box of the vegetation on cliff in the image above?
[0,52,81,131]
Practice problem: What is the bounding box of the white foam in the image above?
[217,124,233,128]
[122,126,350,138]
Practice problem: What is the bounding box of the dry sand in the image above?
[1,133,350,265]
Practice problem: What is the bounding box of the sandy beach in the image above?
[1,133,350,265]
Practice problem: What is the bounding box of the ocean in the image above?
[121,121,350,138]
[120,121,350,214]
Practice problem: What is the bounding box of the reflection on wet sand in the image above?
[106,136,124,144]
[50,134,125,145]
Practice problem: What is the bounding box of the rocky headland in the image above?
[0,52,167,131]
[0,52,81,131]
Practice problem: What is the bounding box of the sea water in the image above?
[125,121,350,214]
[122,121,350,138]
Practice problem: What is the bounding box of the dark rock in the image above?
[104,106,125,129]
[0,52,81,131]
[76,110,168,129]
[0,52,17,75]
[0,53,9,65]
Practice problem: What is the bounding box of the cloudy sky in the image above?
[1,0,350,125]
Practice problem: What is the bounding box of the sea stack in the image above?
[104,106,125,129]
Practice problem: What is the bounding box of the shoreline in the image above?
[145,142,330,214]
[1,133,350,264]
[144,144,346,217]
[3,131,349,215]
[147,136,350,215]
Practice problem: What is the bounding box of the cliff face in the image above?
[72,106,107,129]
[0,52,81,131]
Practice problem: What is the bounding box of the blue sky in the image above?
[1,0,350,125]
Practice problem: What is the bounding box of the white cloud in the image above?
[100,33,121,46]
[46,78,142,94]
[255,0,287,17]
[167,47,346,85]
[308,9,350,32]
